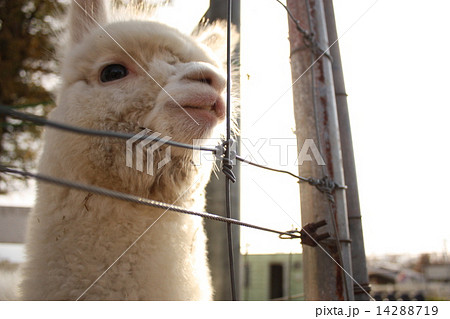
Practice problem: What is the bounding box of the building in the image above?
[0,206,29,245]
[424,264,450,282]
[241,253,304,301]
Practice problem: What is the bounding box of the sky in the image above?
[240,0,450,257]
[334,0,450,257]
[1,0,450,262]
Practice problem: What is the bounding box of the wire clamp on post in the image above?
[307,176,347,203]
[299,220,330,247]
[279,230,301,240]
[221,138,236,183]
[353,282,372,296]
[279,220,330,247]
[214,143,224,159]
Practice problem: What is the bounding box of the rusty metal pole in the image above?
[323,0,370,300]
[287,0,353,300]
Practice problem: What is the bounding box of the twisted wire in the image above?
[277,0,332,61]
[0,106,346,199]
[0,165,301,240]
[0,105,216,153]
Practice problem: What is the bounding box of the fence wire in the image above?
[0,105,345,193]
[0,0,356,301]
[0,165,301,240]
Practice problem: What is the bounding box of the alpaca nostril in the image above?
[186,73,214,86]
[198,77,212,86]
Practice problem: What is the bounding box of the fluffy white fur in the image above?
[0,269,20,301]
[18,0,233,300]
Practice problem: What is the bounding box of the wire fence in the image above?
[0,105,345,197]
[0,165,302,240]
[0,0,364,301]
[0,96,342,300]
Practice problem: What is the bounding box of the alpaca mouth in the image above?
[181,97,225,121]
[184,104,213,111]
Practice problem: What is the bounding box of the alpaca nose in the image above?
[182,63,227,93]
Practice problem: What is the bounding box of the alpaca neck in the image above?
[21,174,212,300]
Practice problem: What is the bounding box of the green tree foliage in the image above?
[0,0,63,193]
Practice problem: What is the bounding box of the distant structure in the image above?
[242,253,304,301]
[368,256,450,300]
[424,264,450,283]
[0,206,30,244]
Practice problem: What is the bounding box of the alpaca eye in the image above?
[100,64,128,82]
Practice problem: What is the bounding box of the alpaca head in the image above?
[59,0,230,141]
[48,0,235,194]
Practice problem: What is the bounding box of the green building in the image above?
[241,253,304,301]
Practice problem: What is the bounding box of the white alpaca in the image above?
[19,0,233,300]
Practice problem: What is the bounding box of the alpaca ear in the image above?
[193,21,239,65]
[69,0,108,45]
